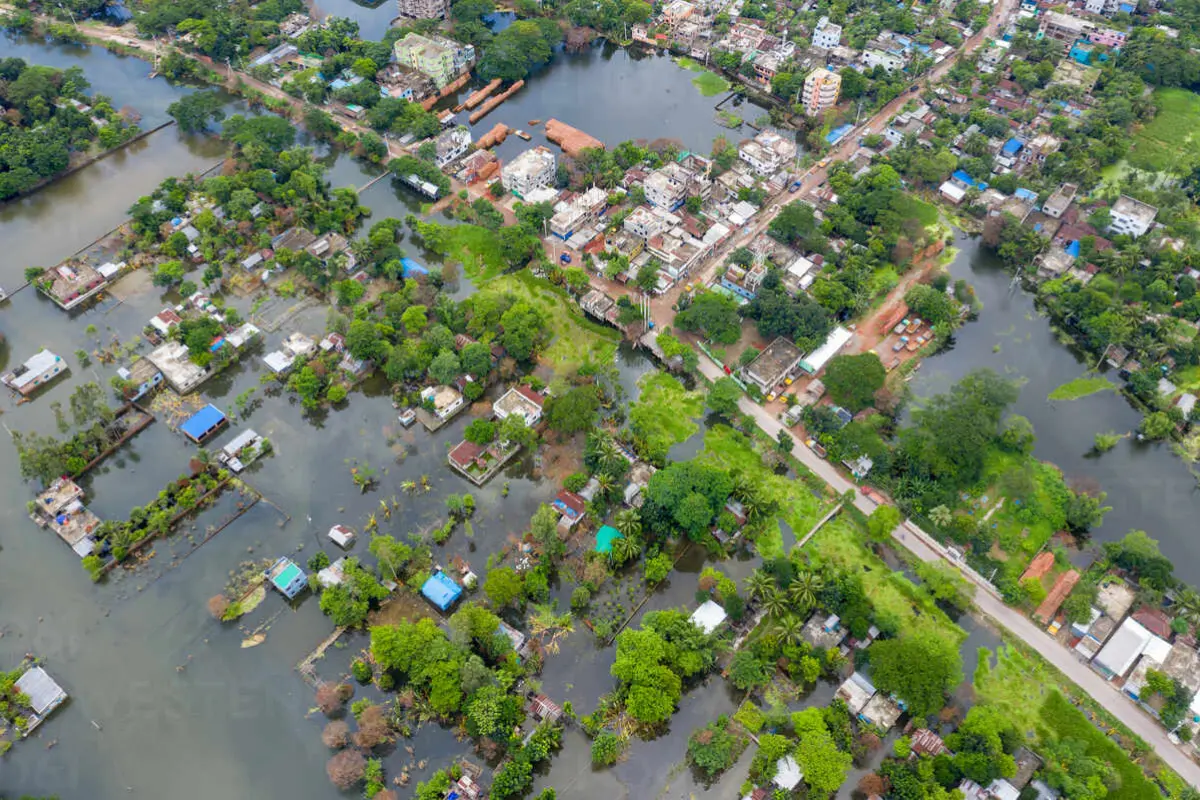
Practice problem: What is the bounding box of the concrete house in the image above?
[501,147,557,199]
[2,349,67,396]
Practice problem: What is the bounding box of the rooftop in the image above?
[15,666,68,717]
[690,599,728,634]
[745,337,804,389]
[421,571,463,611]
[1112,195,1158,225]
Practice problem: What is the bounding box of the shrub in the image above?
[351,659,372,683]
[322,720,349,748]
[571,586,592,611]
[563,472,589,492]
[591,731,624,766]
[326,749,366,790]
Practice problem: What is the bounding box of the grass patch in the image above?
[486,271,620,375]
[677,56,732,97]
[699,425,829,559]
[806,517,966,642]
[1048,374,1113,401]
[431,223,511,282]
[891,193,940,228]
[1130,87,1200,173]
[629,373,705,456]
[975,645,1165,800]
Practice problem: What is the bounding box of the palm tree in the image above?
[528,604,575,655]
[771,614,805,647]
[787,570,824,612]
[610,533,642,566]
[595,473,616,501]
[762,588,790,619]
[614,508,642,540]
[1177,588,1200,630]
[745,569,775,603]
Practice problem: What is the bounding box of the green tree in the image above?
[676,291,742,344]
[483,566,524,608]
[728,650,773,691]
[868,630,963,719]
[429,349,462,385]
[544,385,599,434]
[866,505,902,542]
[791,707,852,796]
[708,377,742,417]
[823,353,886,411]
[166,89,225,133]
[464,418,496,445]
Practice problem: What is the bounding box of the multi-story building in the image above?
[1088,26,1127,47]
[396,0,449,20]
[754,52,782,85]
[812,16,842,49]
[662,0,695,27]
[801,69,841,116]
[624,206,669,240]
[738,130,797,177]
[501,147,556,198]
[1109,196,1158,238]
[393,33,475,88]
[1042,183,1078,219]
[644,163,692,209]
[1038,11,1094,54]
[435,127,472,167]
[549,187,608,239]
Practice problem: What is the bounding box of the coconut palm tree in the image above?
[762,588,790,619]
[1177,588,1200,630]
[771,614,805,647]
[610,533,642,566]
[787,570,824,612]
[614,508,642,540]
[745,569,775,603]
[595,473,616,501]
[528,604,575,654]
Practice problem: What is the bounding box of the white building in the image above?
[624,206,669,240]
[549,186,607,239]
[802,69,841,116]
[435,127,472,167]
[738,130,797,176]
[1092,617,1161,680]
[812,16,842,49]
[501,147,556,198]
[1109,195,1158,238]
[861,49,907,72]
[644,163,691,209]
[422,385,465,419]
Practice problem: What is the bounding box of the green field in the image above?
[699,425,829,558]
[891,193,940,228]
[1048,375,1113,401]
[806,517,967,642]
[975,646,1165,800]
[677,56,732,97]
[629,373,705,457]
[484,271,620,375]
[1129,87,1200,173]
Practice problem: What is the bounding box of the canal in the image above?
[910,233,1200,576]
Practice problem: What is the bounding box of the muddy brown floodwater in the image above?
[0,35,1001,800]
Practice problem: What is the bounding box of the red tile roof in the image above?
[515,384,546,408]
[449,440,484,468]
[1034,569,1080,623]
[1133,606,1173,639]
[1021,551,1055,582]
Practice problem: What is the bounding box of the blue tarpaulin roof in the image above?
[1002,138,1023,155]
[1066,240,1081,257]
[1119,3,1134,10]
[1015,188,1038,201]
[826,124,854,145]
[952,170,988,191]
[180,404,226,442]
[421,572,463,611]
[400,257,428,277]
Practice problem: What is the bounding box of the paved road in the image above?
[697,353,1200,787]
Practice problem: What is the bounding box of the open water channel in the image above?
[0,29,1165,800]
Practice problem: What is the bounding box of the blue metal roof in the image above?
[180,404,226,441]
[1002,138,1023,155]
[421,572,463,611]
[1015,188,1038,201]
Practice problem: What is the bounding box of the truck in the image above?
[804,438,827,458]
[788,181,802,193]
[559,253,572,264]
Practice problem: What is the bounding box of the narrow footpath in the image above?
[697,352,1200,789]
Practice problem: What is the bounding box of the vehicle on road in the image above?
[818,159,829,167]
[559,253,571,264]
[804,438,827,458]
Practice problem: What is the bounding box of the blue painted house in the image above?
[266,557,308,599]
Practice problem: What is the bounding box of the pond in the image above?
[910,233,1200,579]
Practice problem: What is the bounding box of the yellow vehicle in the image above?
[818,159,829,167]
[784,377,794,385]
[767,392,777,402]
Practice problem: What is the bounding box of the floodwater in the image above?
[910,233,1200,577]
[0,33,976,800]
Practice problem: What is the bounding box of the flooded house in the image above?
[2,349,67,397]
